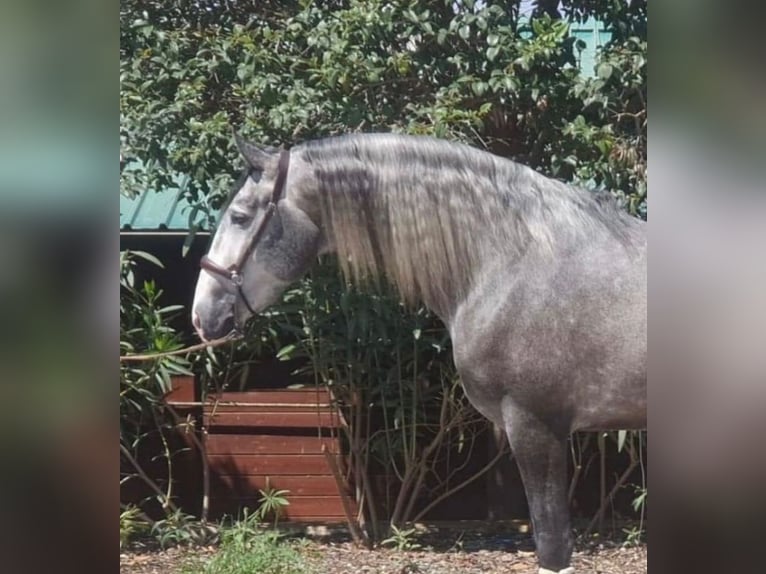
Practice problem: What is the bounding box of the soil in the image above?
[120,524,647,574]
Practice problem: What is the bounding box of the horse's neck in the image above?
[317,177,494,321]
[309,150,629,322]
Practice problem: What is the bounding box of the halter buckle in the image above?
[230,271,244,286]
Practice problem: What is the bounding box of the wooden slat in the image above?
[204,434,340,455]
[211,495,349,518]
[164,375,195,403]
[211,509,348,523]
[210,474,344,497]
[204,404,335,413]
[208,454,339,475]
[208,389,332,404]
[204,411,340,429]
[282,516,348,523]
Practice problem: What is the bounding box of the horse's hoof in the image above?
[539,568,575,574]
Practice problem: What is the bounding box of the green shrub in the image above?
[181,508,304,574]
[120,505,148,549]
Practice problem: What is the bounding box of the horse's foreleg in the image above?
[503,402,574,574]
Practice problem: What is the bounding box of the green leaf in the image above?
[597,63,613,80]
[617,429,627,452]
[130,250,164,269]
[472,81,487,96]
[159,305,185,314]
[182,224,198,258]
[487,33,499,47]
[487,46,499,62]
[459,25,470,40]
[503,76,518,91]
[276,344,297,360]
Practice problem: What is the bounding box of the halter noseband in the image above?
[200,149,291,326]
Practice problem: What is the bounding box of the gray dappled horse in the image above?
[192,133,646,574]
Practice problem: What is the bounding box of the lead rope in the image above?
[119,335,237,362]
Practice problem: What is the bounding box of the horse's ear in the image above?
[234,132,277,171]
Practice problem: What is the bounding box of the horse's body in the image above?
[192,133,646,573]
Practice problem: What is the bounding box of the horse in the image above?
[191,132,646,574]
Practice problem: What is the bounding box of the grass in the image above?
[179,508,305,574]
[180,531,305,574]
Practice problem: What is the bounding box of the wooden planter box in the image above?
[201,387,353,523]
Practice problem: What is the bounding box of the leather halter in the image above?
[200,149,290,322]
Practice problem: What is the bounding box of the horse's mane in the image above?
[296,133,637,311]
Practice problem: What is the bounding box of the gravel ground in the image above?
[121,524,647,574]
[299,541,646,574]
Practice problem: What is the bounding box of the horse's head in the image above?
[191,135,321,341]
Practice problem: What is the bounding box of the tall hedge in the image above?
[120,0,646,217]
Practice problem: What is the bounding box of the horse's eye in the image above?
[230,211,250,226]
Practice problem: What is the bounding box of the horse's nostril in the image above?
[192,308,234,340]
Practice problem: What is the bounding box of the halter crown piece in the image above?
[200,149,291,325]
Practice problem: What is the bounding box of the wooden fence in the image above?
[166,378,355,523]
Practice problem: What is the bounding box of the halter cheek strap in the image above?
[200,149,291,327]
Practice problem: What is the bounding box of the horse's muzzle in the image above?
[192,307,235,342]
